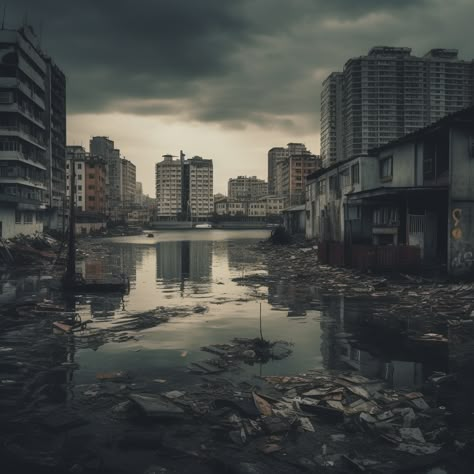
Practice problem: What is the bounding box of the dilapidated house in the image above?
[307,105,474,278]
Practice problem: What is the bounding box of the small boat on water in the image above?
[194,223,212,229]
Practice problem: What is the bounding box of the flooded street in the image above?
[1,230,472,473]
[65,230,447,389]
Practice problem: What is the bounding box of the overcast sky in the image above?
[6,0,474,194]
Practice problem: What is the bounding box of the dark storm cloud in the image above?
[6,0,472,130]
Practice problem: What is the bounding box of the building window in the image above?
[379,156,393,181]
[329,175,338,193]
[24,211,33,224]
[77,163,82,169]
[317,179,327,195]
[88,174,95,179]
[15,211,21,224]
[351,163,360,185]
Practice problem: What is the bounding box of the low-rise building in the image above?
[215,195,284,218]
[308,105,474,278]
[228,176,268,200]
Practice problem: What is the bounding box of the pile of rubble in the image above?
[236,241,474,330]
[0,232,63,266]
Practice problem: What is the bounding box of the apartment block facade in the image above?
[280,153,321,206]
[228,175,268,201]
[322,47,474,163]
[155,154,182,219]
[89,136,122,214]
[121,158,136,208]
[155,153,213,220]
[267,146,288,195]
[320,72,343,167]
[66,146,106,214]
[0,26,66,238]
[215,195,284,218]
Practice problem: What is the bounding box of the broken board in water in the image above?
[129,393,184,418]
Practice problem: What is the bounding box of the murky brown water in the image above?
[48,229,447,389]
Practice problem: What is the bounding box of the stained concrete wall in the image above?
[0,207,43,239]
[448,126,474,278]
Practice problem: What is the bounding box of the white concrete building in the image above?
[0,27,51,238]
[323,47,474,162]
[65,146,86,211]
[188,156,213,220]
[155,153,213,220]
[155,154,182,219]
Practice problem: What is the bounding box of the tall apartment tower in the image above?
[323,46,474,162]
[281,153,321,206]
[155,154,182,219]
[66,146,106,214]
[45,60,66,228]
[155,154,213,221]
[89,136,122,213]
[0,26,66,238]
[320,72,343,167]
[228,176,268,200]
[267,147,288,195]
[187,156,213,220]
[120,158,136,208]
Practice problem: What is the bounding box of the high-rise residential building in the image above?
[45,60,66,228]
[267,147,288,195]
[135,181,144,206]
[267,143,310,197]
[155,154,182,219]
[89,136,123,214]
[121,157,136,208]
[0,26,66,238]
[280,153,321,206]
[155,153,213,221]
[228,176,268,201]
[267,143,320,205]
[187,156,213,220]
[320,72,343,167]
[323,46,474,162]
[66,146,106,214]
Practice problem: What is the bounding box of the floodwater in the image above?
[55,229,448,389]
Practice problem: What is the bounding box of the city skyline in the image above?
[4,0,474,195]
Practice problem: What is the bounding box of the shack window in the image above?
[379,156,393,180]
[351,163,360,185]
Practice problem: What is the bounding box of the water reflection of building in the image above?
[0,274,50,306]
[319,296,448,388]
[156,240,212,284]
[81,244,146,284]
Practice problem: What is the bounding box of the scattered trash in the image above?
[129,393,184,418]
